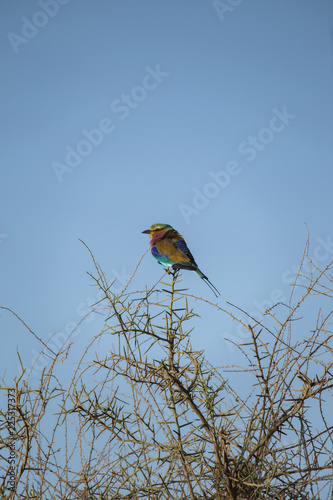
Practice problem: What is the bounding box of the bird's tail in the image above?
[195,269,221,298]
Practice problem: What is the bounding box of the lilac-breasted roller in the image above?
[142,223,220,297]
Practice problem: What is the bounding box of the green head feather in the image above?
[150,223,173,232]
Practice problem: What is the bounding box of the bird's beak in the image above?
[142,229,151,234]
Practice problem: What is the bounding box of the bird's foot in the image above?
[166,268,179,277]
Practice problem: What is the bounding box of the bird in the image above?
[142,223,220,298]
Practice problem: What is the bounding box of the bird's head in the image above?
[142,223,174,239]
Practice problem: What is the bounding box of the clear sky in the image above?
[1,0,333,383]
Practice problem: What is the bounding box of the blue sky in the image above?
[1,0,333,383]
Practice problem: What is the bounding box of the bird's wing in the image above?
[174,238,197,265]
[155,239,192,265]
